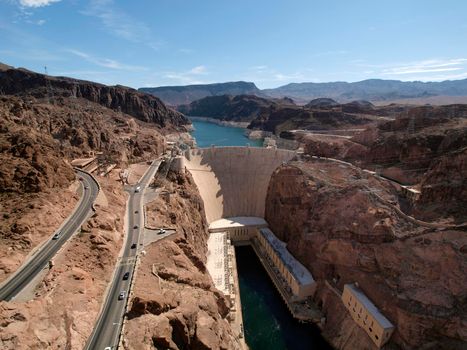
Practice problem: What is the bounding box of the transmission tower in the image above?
[44,66,55,104]
[72,82,78,99]
[375,165,382,176]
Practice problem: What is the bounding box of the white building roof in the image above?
[206,231,230,295]
[209,216,268,231]
[259,228,315,286]
[401,185,421,194]
[345,284,394,329]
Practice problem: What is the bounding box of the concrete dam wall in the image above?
[184,147,296,223]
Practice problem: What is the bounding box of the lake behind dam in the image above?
[190,119,263,147]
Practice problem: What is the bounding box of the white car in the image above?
[52,232,61,240]
[159,228,166,234]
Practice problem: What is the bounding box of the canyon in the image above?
[0,62,465,350]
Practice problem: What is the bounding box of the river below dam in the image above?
[236,246,331,350]
[190,119,331,350]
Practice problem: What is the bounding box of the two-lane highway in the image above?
[85,159,161,350]
[0,169,99,301]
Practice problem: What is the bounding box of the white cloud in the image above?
[250,65,268,70]
[0,48,62,61]
[310,50,349,57]
[162,66,211,85]
[381,59,467,75]
[81,0,162,50]
[178,48,194,54]
[189,65,207,74]
[393,72,467,82]
[66,49,147,71]
[19,0,61,8]
[241,66,312,87]
[353,58,467,81]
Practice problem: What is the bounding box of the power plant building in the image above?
[342,283,395,348]
[256,228,316,300]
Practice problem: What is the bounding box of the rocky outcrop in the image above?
[123,171,241,349]
[301,104,467,221]
[178,94,275,122]
[248,106,376,136]
[265,160,467,350]
[301,134,368,161]
[416,147,467,222]
[0,95,166,193]
[305,98,339,108]
[0,104,75,193]
[0,66,189,128]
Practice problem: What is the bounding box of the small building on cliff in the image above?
[342,283,395,348]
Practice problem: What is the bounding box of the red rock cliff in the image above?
[265,160,467,350]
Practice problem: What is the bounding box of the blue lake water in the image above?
[190,119,263,147]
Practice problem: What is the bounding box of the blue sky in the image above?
[1,0,466,89]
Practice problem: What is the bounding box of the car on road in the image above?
[131,243,137,249]
[104,347,112,350]
[133,225,138,229]
[84,185,89,190]
[123,272,130,280]
[52,232,61,240]
[135,186,141,193]
[134,210,138,214]
[79,177,83,181]
[118,291,126,300]
[158,228,166,235]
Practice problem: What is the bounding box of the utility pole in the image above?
[406,110,415,134]
[44,66,54,104]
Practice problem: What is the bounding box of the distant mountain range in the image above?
[140,78,467,105]
[139,81,262,106]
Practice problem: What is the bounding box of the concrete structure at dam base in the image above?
[206,231,246,345]
[208,216,321,323]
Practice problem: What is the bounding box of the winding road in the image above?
[0,169,99,301]
[85,159,161,350]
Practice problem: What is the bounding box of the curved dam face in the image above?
[184,147,296,224]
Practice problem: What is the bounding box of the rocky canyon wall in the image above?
[265,160,467,350]
[123,170,241,349]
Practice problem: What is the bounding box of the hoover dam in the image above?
[184,146,328,346]
[184,146,296,223]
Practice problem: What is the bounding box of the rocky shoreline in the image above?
[188,116,251,128]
